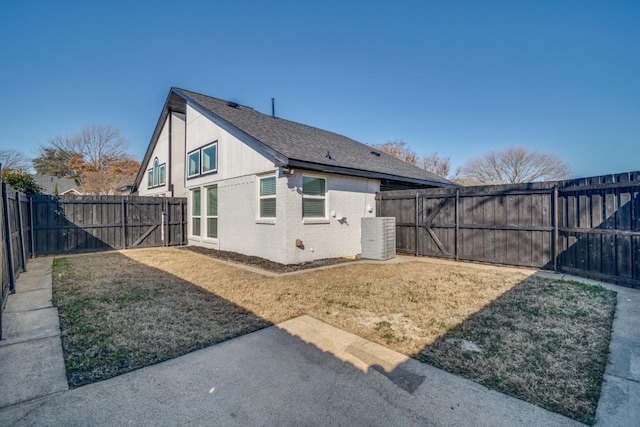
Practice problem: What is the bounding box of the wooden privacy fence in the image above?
[1,181,32,339]
[377,171,640,288]
[1,190,187,339]
[30,195,187,255]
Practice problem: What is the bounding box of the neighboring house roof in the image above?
[32,175,81,195]
[133,88,456,192]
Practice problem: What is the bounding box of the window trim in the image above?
[187,140,218,180]
[159,164,166,186]
[302,174,328,222]
[201,142,218,176]
[257,174,277,222]
[205,185,218,240]
[187,149,201,178]
[147,157,167,189]
[190,188,202,238]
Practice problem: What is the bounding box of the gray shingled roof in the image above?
[32,175,80,195]
[174,88,454,187]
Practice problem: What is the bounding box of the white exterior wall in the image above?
[184,103,289,262]
[178,103,382,265]
[170,112,186,198]
[188,173,287,263]
[184,104,274,187]
[282,171,379,263]
[138,116,170,197]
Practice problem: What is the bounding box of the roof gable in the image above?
[133,88,455,192]
[32,175,81,195]
[176,88,454,187]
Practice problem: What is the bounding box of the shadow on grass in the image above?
[52,252,615,425]
[416,274,617,425]
[52,252,274,388]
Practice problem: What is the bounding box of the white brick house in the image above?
[132,88,454,264]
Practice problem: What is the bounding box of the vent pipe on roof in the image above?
[271,98,275,118]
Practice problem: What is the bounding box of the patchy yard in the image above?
[52,248,616,424]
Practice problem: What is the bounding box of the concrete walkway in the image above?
[0,258,68,409]
[0,256,637,426]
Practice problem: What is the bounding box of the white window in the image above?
[148,158,166,189]
[188,150,200,177]
[159,164,166,186]
[187,141,218,179]
[202,143,217,174]
[153,158,160,187]
[206,186,218,238]
[302,176,326,218]
[259,176,276,218]
[191,188,201,236]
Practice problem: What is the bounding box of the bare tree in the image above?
[458,146,571,183]
[46,124,128,170]
[371,140,453,178]
[0,149,31,170]
[32,124,139,194]
[370,140,419,166]
[421,152,451,177]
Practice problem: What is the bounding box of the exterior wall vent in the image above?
[361,217,396,260]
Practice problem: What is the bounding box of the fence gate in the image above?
[31,195,187,255]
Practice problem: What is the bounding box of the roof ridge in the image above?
[174,87,254,110]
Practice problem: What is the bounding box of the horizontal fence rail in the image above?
[30,195,187,255]
[1,187,187,339]
[377,172,640,288]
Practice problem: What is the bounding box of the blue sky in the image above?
[1,1,638,178]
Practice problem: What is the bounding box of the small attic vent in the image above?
[226,101,239,108]
[325,151,333,160]
[371,150,381,156]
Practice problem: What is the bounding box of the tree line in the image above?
[371,140,571,184]
[1,124,139,194]
[1,124,572,194]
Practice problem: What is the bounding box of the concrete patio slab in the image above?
[0,316,581,427]
[2,288,52,313]
[0,308,60,345]
[0,336,68,408]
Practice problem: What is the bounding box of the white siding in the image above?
[184,104,274,188]
[138,117,170,196]
[170,112,186,198]
[178,103,382,265]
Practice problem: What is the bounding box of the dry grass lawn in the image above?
[52,247,616,425]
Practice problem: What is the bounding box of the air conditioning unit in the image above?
[361,217,396,260]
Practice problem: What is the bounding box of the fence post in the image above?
[181,199,186,245]
[455,188,460,262]
[29,196,35,256]
[2,182,16,294]
[16,193,27,271]
[553,185,559,273]
[121,198,126,249]
[415,193,419,256]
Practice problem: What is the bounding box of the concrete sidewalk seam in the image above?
[10,286,51,295]
[0,390,66,412]
[0,333,62,348]
[605,373,640,385]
